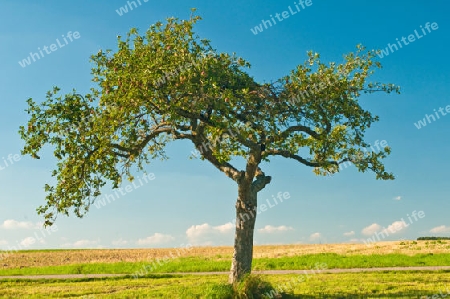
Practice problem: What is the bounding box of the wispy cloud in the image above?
[309,232,321,241]
[384,221,407,234]
[393,196,402,201]
[258,225,294,234]
[20,236,45,247]
[343,231,355,237]
[362,223,381,236]
[112,238,129,246]
[0,219,42,230]
[430,225,450,234]
[137,233,174,245]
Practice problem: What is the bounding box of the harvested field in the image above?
[1,240,448,269]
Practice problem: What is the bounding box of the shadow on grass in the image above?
[279,293,429,298]
[202,287,431,299]
[206,274,435,299]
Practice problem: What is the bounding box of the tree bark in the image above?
[229,173,271,284]
[228,185,257,284]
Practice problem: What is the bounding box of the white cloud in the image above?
[18,236,46,247]
[186,222,235,245]
[430,225,450,234]
[112,238,128,246]
[137,233,174,245]
[362,223,381,236]
[309,232,321,241]
[393,196,402,201]
[361,221,408,239]
[20,237,36,247]
[343,231,355,237]
[258,225,294,234]
[384,221,407,234]
[0,240,8,246]
[214,222,234,233]
[0,219,41,230]
[186,223,212,240]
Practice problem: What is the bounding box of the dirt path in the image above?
[1,266,450,280]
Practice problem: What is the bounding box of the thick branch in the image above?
[265,149,338,168]
[194,123,243,182]
[281,105,331,140]
[243,149,262,186]
[251,168,271,193]
[251,175,272,193]
[281,125,321,139]
[198,144,243,182]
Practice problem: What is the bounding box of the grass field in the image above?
[1,272,449,298]
[1,253,450,276]
[1,240,449,298]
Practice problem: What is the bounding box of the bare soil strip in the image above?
[1,266,450,279]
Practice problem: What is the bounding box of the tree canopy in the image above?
[19,11,399,228]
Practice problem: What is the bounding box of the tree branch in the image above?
[110,126,172,156]
[193,123,243,182]
[265,149,338,168]
[281,104,331,140]
[197,143,243,182]
[251,167,271,193]
[281,125,321,139]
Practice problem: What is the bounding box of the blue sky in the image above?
[0,0,449,250]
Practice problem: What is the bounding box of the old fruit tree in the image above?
[19,11,399,283]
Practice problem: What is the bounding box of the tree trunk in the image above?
[228,185,257,284]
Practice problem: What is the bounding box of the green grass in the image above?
[0,271,449,298]
[1,253,450,276]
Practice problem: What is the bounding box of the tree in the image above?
[19,10,400,284]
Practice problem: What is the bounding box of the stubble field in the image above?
[3,240,449,269]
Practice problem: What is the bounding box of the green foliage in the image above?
[418,237,450,240]
[19,9,400,226]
